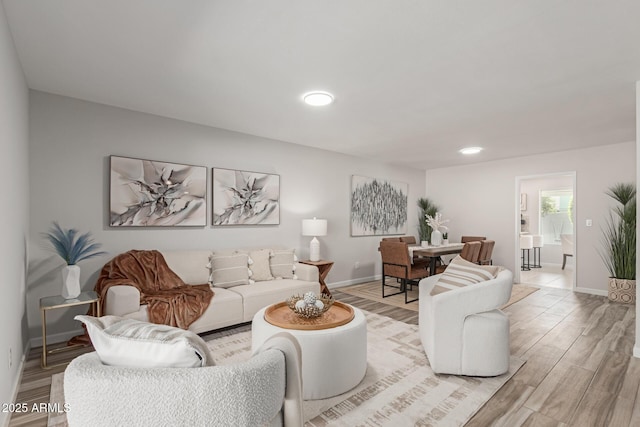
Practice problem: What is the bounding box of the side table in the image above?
[40,291,100,369]
[299,259,333,296]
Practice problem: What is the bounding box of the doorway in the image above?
[515,172,576,289]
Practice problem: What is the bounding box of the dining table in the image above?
[410,243,465,275]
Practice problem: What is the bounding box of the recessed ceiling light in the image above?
[303,91,334,106]
[459,147,483,155]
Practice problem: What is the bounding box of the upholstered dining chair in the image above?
[459,241,481,263]
[477,240,495,265]
[379,240,429,303]
[461,236,487,243]
[560,234,573,269]
[399,236,417,245]
[400,235,430,264]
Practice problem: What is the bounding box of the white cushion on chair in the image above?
[430,255,500,296]
[76,315,213,368]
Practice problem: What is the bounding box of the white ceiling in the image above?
[4,0,640,170]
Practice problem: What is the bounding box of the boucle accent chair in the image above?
[64,332,304,427]
[418,266,514,376]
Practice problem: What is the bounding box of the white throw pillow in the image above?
[76,315,213,368]
[249,249,274,282]
[431,255,501,296]
[210,251,250,288]
[269,249,297,279]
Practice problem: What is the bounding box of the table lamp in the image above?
[302,217,327,261]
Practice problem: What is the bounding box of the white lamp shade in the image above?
[302,218,327,237]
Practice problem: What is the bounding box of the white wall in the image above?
[635,81,640,359]
[27,91,426,342]
[0,3,29,426]
[425,141,635,294]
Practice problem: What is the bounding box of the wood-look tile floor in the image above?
[9,286,638,426]
[520,265,574,289]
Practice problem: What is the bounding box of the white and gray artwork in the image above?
[212,168,280,225]
[351,175,408,236]
[110,156,207,227]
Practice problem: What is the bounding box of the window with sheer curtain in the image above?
[540,189,573,245]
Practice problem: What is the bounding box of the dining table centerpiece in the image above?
[425,212,449,246]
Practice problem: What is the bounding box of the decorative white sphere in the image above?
[303,292,317,305]
[314,300,324,309]
[295,300,306,310]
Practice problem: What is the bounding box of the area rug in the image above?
[338,281,538,311]
[48,311,524,426]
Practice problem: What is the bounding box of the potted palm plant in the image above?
[417,198,439,246]
[599,183,636,304]
[43,222,107,299]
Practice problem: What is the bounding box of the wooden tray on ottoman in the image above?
[264,301,355,330]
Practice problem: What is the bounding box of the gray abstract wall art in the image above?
[110,156,207,227]
[351,175,408,236]
[212,168,280,225]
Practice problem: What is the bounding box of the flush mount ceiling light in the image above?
[303,91,334,106]
[459,147,483,155]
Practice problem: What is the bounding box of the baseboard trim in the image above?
[328,275,381,290]
[573,286,608,297]
[3,344,29,427]
[30,328,84,348]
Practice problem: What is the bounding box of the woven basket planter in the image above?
[608,278,636,304]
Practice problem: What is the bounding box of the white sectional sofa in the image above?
[103,250,321,334]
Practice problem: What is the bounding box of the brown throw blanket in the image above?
[94,250,213,329]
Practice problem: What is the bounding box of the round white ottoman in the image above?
[251,305,367,400]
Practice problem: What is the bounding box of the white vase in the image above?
[431,230,443,246]
[421,240,429,248]
[442,238,449,245]
[61,265,81,299]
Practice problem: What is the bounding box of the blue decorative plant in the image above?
[43,222,107,265]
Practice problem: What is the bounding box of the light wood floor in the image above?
[9,285,638,426]
[520,265,574,289]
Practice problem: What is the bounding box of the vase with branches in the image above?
[425,212,449,246]
[43,222,107,299]
[599,183,636,303]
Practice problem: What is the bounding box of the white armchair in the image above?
[418,269,514,376]
[64,332,303,427]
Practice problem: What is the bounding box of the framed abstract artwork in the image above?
[212,168,280,225]
[351,175,408,236]
[109,155,207,227]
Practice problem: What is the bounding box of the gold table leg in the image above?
[41,309,47,368]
